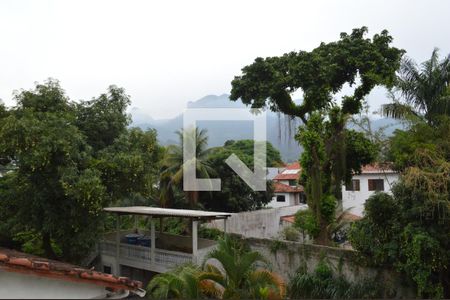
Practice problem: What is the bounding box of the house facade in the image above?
[268,162,306,208]
[342,164,399,216]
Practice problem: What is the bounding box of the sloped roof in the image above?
[285,162,301,170]
[280,215,295,224]
[0,248,144,295]
[360,163,396,174]
[274,162,301,180]
[273,182,303,193]
[104,206,231,219]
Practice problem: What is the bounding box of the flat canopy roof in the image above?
[104,206,231,220]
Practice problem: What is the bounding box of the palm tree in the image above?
[161,127,215,208]
[381,49,450,125]
[147,263,219,299]
[202,236,286,299]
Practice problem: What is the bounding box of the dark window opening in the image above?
[288,180,297,186]
[276,195,286,202]
[368,179,384,191]
[345,179,360,191]
[103,265,112,274]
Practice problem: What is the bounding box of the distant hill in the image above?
[131,94,404,162]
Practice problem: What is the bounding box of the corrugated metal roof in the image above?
[104,206,231,219]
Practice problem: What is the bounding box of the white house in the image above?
[268,162,306,208]
[0,247,145,299]
[342,164,399,216]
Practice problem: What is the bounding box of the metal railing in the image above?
[99,240,193,268]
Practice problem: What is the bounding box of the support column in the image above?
[134,215,138,233]
[192,219,198,264]
[115,215,120,276]
[150,217,155,265]
[223,219,227,236]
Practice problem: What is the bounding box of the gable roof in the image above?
[274,162,301,181]
[0,248,144,295]
[273,182,303,193]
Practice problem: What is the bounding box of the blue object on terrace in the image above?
[125,233,142,244]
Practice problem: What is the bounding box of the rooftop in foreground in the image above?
[104,206,231,220]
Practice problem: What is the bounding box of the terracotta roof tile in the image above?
[273,162,301,180]
[280,215,295,223]
[273,182,303,193]
[285,162,301,170]
[0,248,143,292]
[360,163,396,174]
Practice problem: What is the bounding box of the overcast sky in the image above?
[1,0,450,119]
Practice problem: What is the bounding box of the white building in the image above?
[267,162,306,208]
[342,164,399,216]
[0,247,145,299]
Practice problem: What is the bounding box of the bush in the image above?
[281,226,300,241]
[294,209,320,238]
[288,259,391,299]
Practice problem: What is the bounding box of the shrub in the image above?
[281,226,300,241]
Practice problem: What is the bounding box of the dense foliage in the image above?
[230,27,402,244]
[0,80,162,262]
[147,236,285,299]
[350,150,450,298]
[200,140,279,212]
[288,259,390,299]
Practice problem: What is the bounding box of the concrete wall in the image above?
[207,205,307,239]
[342,173,399,216]
[245,237,413,297]
[0,270,107,299]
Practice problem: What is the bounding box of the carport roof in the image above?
[104,206,231,220]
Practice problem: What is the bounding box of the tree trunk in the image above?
[42,232,57,259]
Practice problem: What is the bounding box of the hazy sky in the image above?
[1,0,450,119]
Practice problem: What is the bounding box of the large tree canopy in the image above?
[230,27,404,122]
[0,80,162,262]
[230,27,400,245]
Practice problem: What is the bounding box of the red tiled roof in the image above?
[280,215,295,224]
[273,182,303,193]
[285,162,301,170]
[341,212,362,222]
[0,248,143,292]
[360,163,396,174]
[274,173,299,180]
[273,162,301,180]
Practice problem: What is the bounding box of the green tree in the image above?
[381,49,450,126]
[0,80,162,262]
[75,86,131,152]
[199,140,278,212]
[147,263,219,299]
[161,127,216,208]
[0,80,105,261]
[96,127,163,203]
[230,27,402,244]
[202,236,285,299]
[350,150,450,298]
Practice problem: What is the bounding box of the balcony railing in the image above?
[99,232,216,272]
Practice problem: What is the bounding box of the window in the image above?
[368,179,384,191]
[345,179,360,191]
[103,265,112,274]
[276,195,286,202]
[288,179,297,186]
